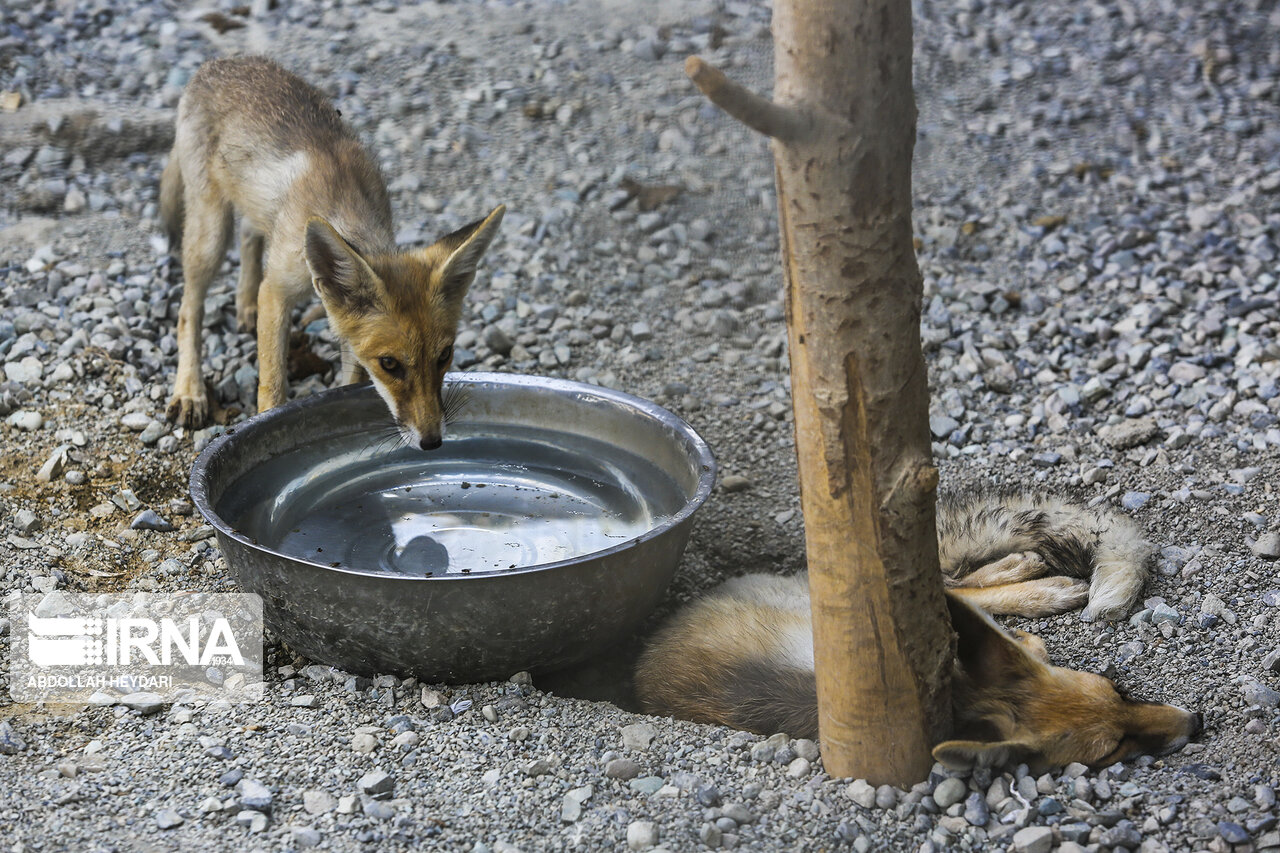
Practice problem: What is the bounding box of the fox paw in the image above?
[235,304,258,335]
[166,391,209,427]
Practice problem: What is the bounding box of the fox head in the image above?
[933,593,1202,773]
[304,205,505,450]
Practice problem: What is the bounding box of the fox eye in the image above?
[437,345,453,368]
[378,356,402,375]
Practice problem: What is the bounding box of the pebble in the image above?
[1011,825,1054,853]
[120,692,164,715]
[236,779,273,812]
[154,809,184,829]
[303,790,336,815]
[1252,532,1280,560]
[357,770,394,798]
[626,820,659,850]
[130,509,174,532]
[605,758,641,780]
[621,722,657,751]
[933,777,967,809]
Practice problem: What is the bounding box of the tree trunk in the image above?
[686,0,952,784]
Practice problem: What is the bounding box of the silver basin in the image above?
[189,373,715,683]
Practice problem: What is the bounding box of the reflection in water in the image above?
[218,429,684,576]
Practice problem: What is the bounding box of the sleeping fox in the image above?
[635,493,1200,770]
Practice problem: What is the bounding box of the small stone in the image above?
[1099,418,1160,449]
[934,777,967,809]
[627,820,659,850]
[0,721,27,755]
[155,809,184,829]
[1012,825,1054,853]
[629,776,664,795]
[1218,822,1250,844]
[9,411,43,431]
[1244,681,1280,708]
[621,722,657,751]
[605,757,641,780]
[963,792,989,826]
[303,790,336,815]
[792,739,819,761]
[1121,491,1151,511]
[357,770,394,798]
[874,785,898,809]
[35,444,71,483]
[352,732,377,754]
[786,757,811,778]
[120,692,164,715]
[235,810,269,832]
[130,509,175,532]
[120,412,153,431]
[1252,532,1280,560]
[846,779,877,809]
[523,759,552,777]
[721,803,755,824]
[720,474,752,493]
[236,779,273,813]
[290,827,322,848]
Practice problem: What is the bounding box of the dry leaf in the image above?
[1033,214,1067,230]
[618,177,683,212]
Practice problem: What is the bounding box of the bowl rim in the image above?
[189,372,717,581]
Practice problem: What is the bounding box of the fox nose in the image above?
[418,434,442,451]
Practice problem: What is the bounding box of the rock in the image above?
[1012,825,1054,853]
[621,722,657,751]
[963,792,990,826]
[35,444,71,482]
[303,790,336,815]
[236,778,273,812]
[130,509,175,532]
[357,770,394,798]
[605,757,641,780]
[1243,681,1280,708]
[155,809,184,829]
[1099,418,1160,449]
[120,412,153,431]
[846,779,877,809]
[934,777,968,809]
[120,692,164,715]
[560,785,593,822]
[13,509,38,534]
[352,732,377,754]
[874,785,898,809]
[1252,532,1280,560]
[627,820,659,850]
[290,826,322,848]
[720,474,752,493]
[0,721,27,754]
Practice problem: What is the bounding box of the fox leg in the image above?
[255,278,297,413]
[952,552,1048,588]
[948,577,1089,617]
[167,193,232,427]
[236,225,264,334]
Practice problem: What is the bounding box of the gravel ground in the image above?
[2,0,1280,850]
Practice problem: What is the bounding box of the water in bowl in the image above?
[216,424,686,576]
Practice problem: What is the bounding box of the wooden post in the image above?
[685,0,952,784]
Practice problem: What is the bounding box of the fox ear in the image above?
[305,217,382,312]
[945,592,1039,686]
[932,738,1037,772]
[429,205,505,304]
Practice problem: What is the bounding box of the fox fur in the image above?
[635,574,1200,770]
[161,56,503,449]
[937,490,1151,622]
[635,493,1198,770]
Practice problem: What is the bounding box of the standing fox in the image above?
[161,56,504,449]
[636,492,1201,769]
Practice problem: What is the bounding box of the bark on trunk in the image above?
[686,0,953,784]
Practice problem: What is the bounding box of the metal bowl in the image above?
[189,373,715,683]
